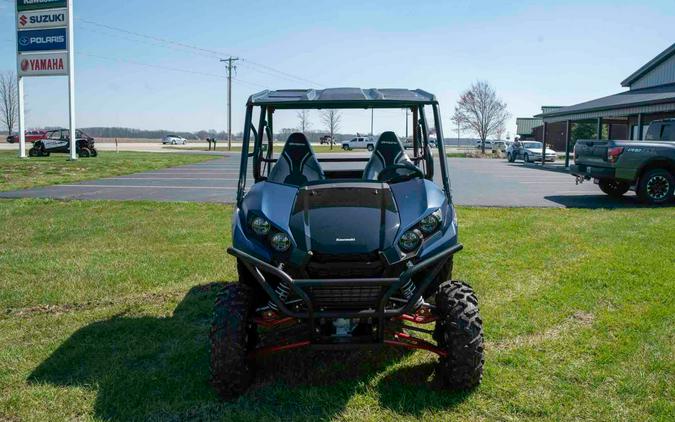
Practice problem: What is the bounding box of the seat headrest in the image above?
[374,131,406,163]
[282,132,313,163]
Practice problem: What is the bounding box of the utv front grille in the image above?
[307,251,384,279]
[306,285,385,310]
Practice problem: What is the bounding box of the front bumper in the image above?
[228,243,462,321]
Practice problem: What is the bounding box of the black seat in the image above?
[362,131,412,180]
[268,133,325,186]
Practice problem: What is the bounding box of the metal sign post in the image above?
[15,0,74,159]
[67,0,76,160]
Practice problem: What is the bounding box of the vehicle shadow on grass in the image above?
[544,194,675,209]
[28,283,472,421]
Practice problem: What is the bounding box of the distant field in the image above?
[164,145,354,153]
[0,151,216,192]
[0,200,672,421]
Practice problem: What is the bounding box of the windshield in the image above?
[522,142,543,148]
[237,103,452,203]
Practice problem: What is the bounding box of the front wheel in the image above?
[637,169,674,205]
[434,281,484,390]
[507,153,515,163]
[599,179,630,198]
[367,144,374,152]
[524,153,532,163]
[78,148,91,158]
[28,147,38,157]
[210,283,257,399]
[90,148,98,157]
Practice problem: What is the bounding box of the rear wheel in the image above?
[90,148,98,157]
[210,283,257,399]
[524,153,532,163]
[434,281,484,390]
[28,147,38,157]
[507,152,515,163]
[78,148,91,158]
[637,169,674,205]
[598,179,630,198]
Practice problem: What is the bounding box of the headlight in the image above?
[399,229,422,252]
[250,216,271,236]
[270,232,291,252]
[419,210,442,235]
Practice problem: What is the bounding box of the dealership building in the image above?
[517,43,675,165]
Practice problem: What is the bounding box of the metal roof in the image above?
[536,83,675,121]
[621,43,675,87]
[248,88,437,109]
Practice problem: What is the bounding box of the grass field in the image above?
[0,199,673,421]
[0,151,216,192]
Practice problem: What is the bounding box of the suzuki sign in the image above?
[18,52,69,77]
[17,28,67,52]
[18,8,67,30]
[17,0,67,12]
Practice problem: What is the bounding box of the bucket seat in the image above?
[268,132,325,186]
[363,131,412,180]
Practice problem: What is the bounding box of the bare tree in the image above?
[297,109,311,132]
[320,109,341,150]
[0,72,18,136]
[452,80,510,153]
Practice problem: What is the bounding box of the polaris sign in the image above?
[17,28,67,52]
[17,0,67,12]
[18,8,67,30]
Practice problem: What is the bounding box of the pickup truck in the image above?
[570,119,675,204]
[342,136,375,151]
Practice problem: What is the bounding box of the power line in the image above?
[76,17,322,87]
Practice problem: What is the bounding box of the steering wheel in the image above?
[377,163,425,184]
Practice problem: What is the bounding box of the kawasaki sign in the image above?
[17,0,67,11]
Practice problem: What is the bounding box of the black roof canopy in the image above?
[248,88,437,109]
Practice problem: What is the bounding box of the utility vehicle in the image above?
[210,88,484,398]
[28,129,97,157]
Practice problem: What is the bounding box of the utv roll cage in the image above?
[236,88,452,203]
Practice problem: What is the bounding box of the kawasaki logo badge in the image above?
[336,238,356,242]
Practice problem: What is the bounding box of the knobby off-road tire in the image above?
[433,281,484,390]
[210,283,257,399]
[637,168,674,205]
[598,179,630,198]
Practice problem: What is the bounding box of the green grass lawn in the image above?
[0,199,673,421]
[0,151,217,192]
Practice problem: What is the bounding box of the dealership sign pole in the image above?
[15,0,74,159]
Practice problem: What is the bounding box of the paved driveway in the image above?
[0,154,642,208]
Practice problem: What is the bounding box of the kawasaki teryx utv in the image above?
[211,88,484,398]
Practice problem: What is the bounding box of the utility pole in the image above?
[220,57,239,151]
[370,109,374,137]
[405,108,409,139]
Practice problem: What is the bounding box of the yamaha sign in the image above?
[19,52,69,77]
[18,8,67,29]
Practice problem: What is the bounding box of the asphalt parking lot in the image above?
[1,153,647,208]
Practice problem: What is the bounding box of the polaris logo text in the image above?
[29,35,64,44]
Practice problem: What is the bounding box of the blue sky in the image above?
[1,0,673,137]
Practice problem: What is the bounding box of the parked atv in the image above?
[210,88,484,398]
[29,129,97,158]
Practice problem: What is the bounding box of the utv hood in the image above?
[289,182,400,254]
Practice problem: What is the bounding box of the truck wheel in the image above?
[433,281,484,390]
[507,153,515,163]
[367,144,374,152]
[598,179,630,198]
[79,148,91,158]
[524,153,531,163]
[210,283,257,399]
[637,169,674,205]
